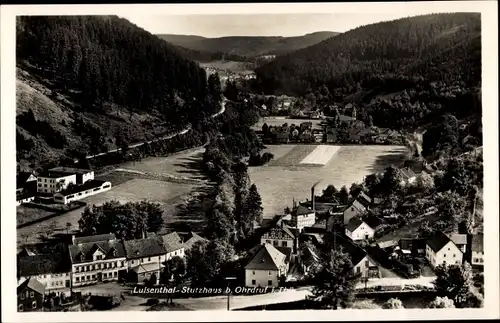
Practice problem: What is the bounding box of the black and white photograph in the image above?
[1,1,498,321]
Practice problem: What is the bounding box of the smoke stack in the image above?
[311,181,321,214]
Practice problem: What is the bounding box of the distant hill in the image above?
[254,13,482,132]
[157,31,339,57]
[16,16,220,171]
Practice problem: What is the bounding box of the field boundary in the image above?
[17,203,87,229]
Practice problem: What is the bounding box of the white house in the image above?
[260,222,296,252]
[124,236,168,284]
[345,217,375,241]
[425,231,463,268]
[339,236,381,278]
[400,168,417,186]
[160,232,185,261]
[53,180,111,204]
[245,243,289,288]
[68,234,127,286]
[37,171,76,194]
[471,234,484,266]
[290,205,316,230]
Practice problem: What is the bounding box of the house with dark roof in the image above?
[17,242,72,293]
[160,232,185,260]
[68,234,127,286]
[124,236,167,284]
[336,235,381,278]
[245,243,289,287]
[17,277,46,312]
[396,238,426,258]
[425,231,463,268]
[471,234,484,266]
[290,205,316,230]
[345,217,376,241]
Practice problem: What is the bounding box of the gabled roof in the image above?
[245,243,287,271]
[336,235,367,266]
[427,231,455,253]
[357,191,372,208]
[17,242,72,277]
[400,168,417,180]
[68,239,126,264]
[73,233,116,245]
[471,234,483,253]
[448,233,467,246]
[183,232,207,251]
[131,263,164,274]
[124,236,168,260]
[363,215,383,229]
[292,205,314,217]
[346,217,364,232]
[17,172,36,188]
[161,232,184,253]
[17,277,46,295]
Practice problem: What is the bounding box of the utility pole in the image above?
[224,277,237,311]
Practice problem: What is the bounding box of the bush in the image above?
[428,296,455,308]
[382,298,404,309]
[351,300,382,309]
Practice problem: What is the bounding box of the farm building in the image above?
[400,168,417,186]
[160,232,185,261]
[448,233,468,254]
[425,231,463,268]
[182,232,207,252]
[245,243,289,288]
[337,235,381,278]
[261,221,297,253]
[16,171,37,194]
[53,180,111,204]
[343,196,371,225]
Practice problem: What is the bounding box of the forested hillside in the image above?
[16,16,221,170]
[255,13,482,133]
[158,31,339,57]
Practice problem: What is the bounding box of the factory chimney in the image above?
[311,181,321,214]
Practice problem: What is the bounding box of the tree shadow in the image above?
[367,151,408,173]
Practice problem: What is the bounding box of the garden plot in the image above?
[299,145,341,166]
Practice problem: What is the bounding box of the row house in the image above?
[260,222,296,253]
[68,233,127,286]
[16,171,38,205]
[290,205,316,230]
[161,232,186,260]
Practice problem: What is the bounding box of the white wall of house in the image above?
[343,202,366,224]
[72,250,127,286]
[53,182,111,204]
[245,269,280,287]
[18,272,72,291]
[37,174,76,194]
[346,223,375,241]
[165,248,185,261]
[260,238,293,249]
[291,213,316,229]
[425,241,463,268]
[472,251,484,266]
[128,254,167,270]
[353,256,379,278]
[81,171,94,184]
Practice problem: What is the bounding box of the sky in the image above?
[121,12,433,38]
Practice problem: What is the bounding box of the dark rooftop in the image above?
[471,234,484,253]
[124,236,168,259]
[346,217,364,232]
[427,231,453,252]
[56,180,109,197]
[68,239,126,264]
[17,277,46,295]
[161,232,184,253]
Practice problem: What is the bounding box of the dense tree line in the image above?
[16,16,217,124]
[254,13,481,133]
[78,200,164,240]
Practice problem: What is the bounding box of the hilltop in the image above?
[254,13,481,134]
[16,16,221,171]
[157,31,339,57]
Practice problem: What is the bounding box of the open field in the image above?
[252,117,324,131]
[249,144,408,217]
[299,145,341,166]
[17,148,210,247]
[17,205,56,227]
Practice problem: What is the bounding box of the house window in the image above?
[268,271,272,276]
[103,273,107,278]
[92,274,96,279]
[453,254,456,258]
[268,280,273,286]
[281,241,287,247]
[131,260,134,265]
[21,293,25,300]
[365,260,369,267]
[148,257,151,261]
[251,280,256,285]
[19,304,23,311]
[96,255,102,260]
[32,301,37,309]
[30,292,34,298]
[456,261,460,264]
[443,254,446,258]
[266,240,271,244]
[174,251,177,256]
[356,267,361,274]
[273,241,278,246]
[113,271,117,277]
[76,277,80,282]
[252,271,255,275]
